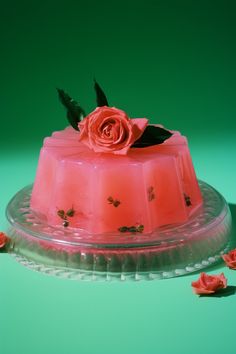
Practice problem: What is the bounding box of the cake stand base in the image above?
[6,181,232,281]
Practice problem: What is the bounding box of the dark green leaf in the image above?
[66,208,75,217]
[132,125,173,148]
[94,80,109,107]
[118,226,129,233]
[129,226,137,233]
[57,209,65,219]
[57,88,86,131]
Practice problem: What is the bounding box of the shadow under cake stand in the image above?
[6,181,232,281]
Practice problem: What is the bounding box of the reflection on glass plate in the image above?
[6,181,232,281]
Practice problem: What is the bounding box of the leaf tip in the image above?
[94,80,109,107]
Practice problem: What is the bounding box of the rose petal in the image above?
[218,273,227,288]
[0,232,9,248]
[191,285,215,295]
[131,118,149,142]
[223,259,236,270]
[222,249,236,269]
[78,106,148,155]
[191,272,227,295]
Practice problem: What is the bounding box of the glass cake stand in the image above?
[5,181,232,281]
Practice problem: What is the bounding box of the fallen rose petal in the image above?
[191,272,227,295]
[222,249,236,270]
[0,232,9,248]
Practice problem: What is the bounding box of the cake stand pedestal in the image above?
[6,181,232,281]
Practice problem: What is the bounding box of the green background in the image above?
[1,1,236,353]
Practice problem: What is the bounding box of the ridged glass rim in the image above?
[6,180,230,250]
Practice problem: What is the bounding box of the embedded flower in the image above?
[191,272,227,295]
[0,232,9,248]
[118,224,144,233]
[78,106,148,155]
[222,249,236,269]
[107,196,121,207]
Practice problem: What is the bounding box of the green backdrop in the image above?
[1,1,236,354]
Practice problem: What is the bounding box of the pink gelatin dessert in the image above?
[30,84,203,236]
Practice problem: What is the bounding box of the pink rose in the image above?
[191,272,227,295]
[222,249,236,269]
[0,232,9,248]
[78,106,148,155]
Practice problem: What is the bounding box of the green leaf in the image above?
[57,209,65,219]
[94,80,109,107]
[57,88,86,131]
[66,208,75,217]
[132,125,172,148]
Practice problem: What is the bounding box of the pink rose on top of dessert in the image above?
[191,272,227,295]
[222,249,236,269]
[0,232,9,248]
[78,106,148,155]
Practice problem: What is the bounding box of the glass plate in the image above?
[6,181,232,281]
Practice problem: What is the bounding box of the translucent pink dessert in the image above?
[30,126,202,234]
